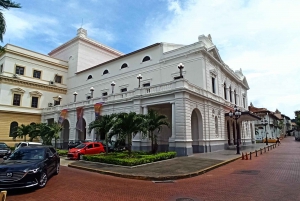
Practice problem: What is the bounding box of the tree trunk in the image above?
[151,132,154,154]
[54,138,57,149]
[128,133,132,156]
[24,135,26,142]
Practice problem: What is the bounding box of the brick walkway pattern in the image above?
[5,137,300,201]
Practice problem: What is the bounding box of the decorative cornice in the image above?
[30,91,43,97]
[0,75,67,94]
[209,69,218,77]
[11,87,25,94]
[4,48,68,69]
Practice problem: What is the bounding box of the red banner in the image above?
[94,102,104,119]
[58,109,68,125]
[76,107,84,132]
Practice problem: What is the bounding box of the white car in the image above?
[15,142,43,149]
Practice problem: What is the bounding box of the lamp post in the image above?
[137,74,143,88]
[261,113,269,145]
[90,87,94,98]
[111,81,116,94]
[58,95,62,105]
[229,105,242,154]
[177,63,184,78]
[73,92,78,102]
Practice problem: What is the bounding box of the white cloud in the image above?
[144,0,300,117]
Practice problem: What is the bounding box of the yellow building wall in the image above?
[0,111,41,147]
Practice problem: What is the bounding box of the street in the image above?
[4,137,300,201]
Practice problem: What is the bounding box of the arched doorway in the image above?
[77,118,86,141]
[227,121,231,145]
[191,109,203,153]
[62,120,70,149]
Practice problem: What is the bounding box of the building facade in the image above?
[2,28,259,156]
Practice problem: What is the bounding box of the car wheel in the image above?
[54,163,60,175]
[77,154,81,160]
[38,171,48,188]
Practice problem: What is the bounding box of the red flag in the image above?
[58,109,68,125]
[76,107,84,132]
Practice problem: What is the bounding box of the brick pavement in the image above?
[5,137,300,201]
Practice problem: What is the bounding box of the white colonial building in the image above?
[1,28,260,155]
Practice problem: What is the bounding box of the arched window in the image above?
[224,83,227,100]
[87,75,93,80]
[9,121,18,137]
[229,86,232,102]
[103,70,109,75]
[234,90,237,104]
[142,56,150,62]
[121,63,128,69]
[215,116,218,135]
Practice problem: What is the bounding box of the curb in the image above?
[68,155,242,181]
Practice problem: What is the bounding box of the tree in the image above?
[109,112,144,156]
[48,122,62,148]
[89,114,117,154]
[0,0,21,52]
[141,109,170,154]
[13,124,32,141]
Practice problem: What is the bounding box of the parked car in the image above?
[67,140,91,149]
[98,140,116,152]
[67,142,105,160]
[15,142,42,150]
[0,146,60,190]
[0,142,11,158]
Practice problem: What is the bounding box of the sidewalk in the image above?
[68,142,279,181]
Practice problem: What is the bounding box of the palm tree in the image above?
[89,114,117,154]
[13,124,31,141]
[142,109,170,154]
[0,0,21,52]
[48,122,62,148]
[109,112,144,156]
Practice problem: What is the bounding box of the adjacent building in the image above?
[1,28,260,155]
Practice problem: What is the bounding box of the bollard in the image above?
[264,147,266,152]
[260,148,262,154]
[245,153,248,160]
[242,152,244,160]
[256,150,258,157]
[268,146,269,151]
[250,152,252,160]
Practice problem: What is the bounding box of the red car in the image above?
[67,142,105,160]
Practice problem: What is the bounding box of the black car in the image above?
[0,146,60,190]
[0,143,11,158]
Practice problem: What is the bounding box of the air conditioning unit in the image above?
[13,74,19,78]
[48,103,53,107]
[49,80,54,85]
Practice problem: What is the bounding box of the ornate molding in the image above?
[209,69,218,77]
[11,87,25,94]
[0,75,67,94]
[30,91,43,97]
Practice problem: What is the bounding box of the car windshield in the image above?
[75,144,86,149]
[8,149,45,160]
[0,144,8,148]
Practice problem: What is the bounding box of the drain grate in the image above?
[152,180,175,183]
[232,170,260,175]
[176,198,195,201]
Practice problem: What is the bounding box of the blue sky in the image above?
[2,0,300,118]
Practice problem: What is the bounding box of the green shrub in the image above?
[83,151,176,166]
[56,149,68,156]
[10,147,15,151]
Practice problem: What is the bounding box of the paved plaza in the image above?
[5,137,300,201]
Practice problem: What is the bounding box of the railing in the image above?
[42,79,226,113]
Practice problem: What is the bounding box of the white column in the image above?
[169,102,175,141]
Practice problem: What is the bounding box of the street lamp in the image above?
[73,92,78,102]
[261,113,269,145]
[111,81,116,94]
[58,95,62,105]
[90,87,94,98]
[137,74,143,88]
[177,63,184,78]
[229,105,242,154]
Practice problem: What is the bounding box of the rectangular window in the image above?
[0,64,3,73]
[121,88,127,92]
[31,97,39,108]
[33,70,41,79]
[55,75,62,83]
[15,66,24,75]
[102,92,108,96]
[143,83,150,87]
[13,94,21,106]
[54,100,60,106]
[212,77,216,94]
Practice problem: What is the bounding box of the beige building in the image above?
[0,44,68,146]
